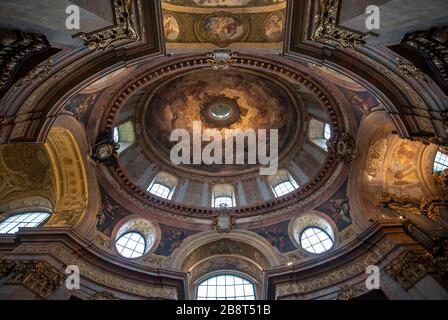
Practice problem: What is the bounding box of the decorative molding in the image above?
[406,137,448,154]
[1,260,64,299]
[396,58,426,81]
[88,291,119,300]
[13,244,178,299]
[311,0,366,49]
[15,60,54,88]
[329,133,358,163]
[385,250,437,290]
[276,238,396,297]
[433,170,448,191]
[212,205,236,233]
[336,284,366,300]
[379,193,447,222]
[0,29,50,95]
[206,50,238,71]
[79,0,139,51]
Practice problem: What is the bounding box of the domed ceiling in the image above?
[142,69,299,174]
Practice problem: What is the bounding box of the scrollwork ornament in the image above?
[379,193,446,222]
[385,251,437,289]
[329,133,358,163]
[212,204,236,234]
[207,50,238,71]
[79,0,139,51]
[312,0,367,49]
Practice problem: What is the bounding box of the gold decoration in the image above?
[330,133,358,163]
[336,284,366,300]
[79,0,139,51]
[311,0,367,49]
[206,50,238,71]
[88,291,119,300]
[406,137,448,154]
[4,261,64,299]
[276,238,396,297]
[396,58,426,80]
[14,244,178,299]
[212,205,236,233]
[433,170,448,191]
[15,60,53,88]
[385,251,437,289]
[379,193,446,222]
[45,128,88,227]
[0,260,16,278]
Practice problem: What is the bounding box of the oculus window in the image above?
[300,227,333,254]
[115,231,146,259]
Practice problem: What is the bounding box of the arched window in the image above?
[309,118,331,151]
[0,212,51,234]
[434,151,448,173]
[212,184,235,208]
[147,172,177,200]
[113,121,135,154]
[300,227,333,254]
[268,169,299,197]
[114,218,156,259]
[115,231,146,259]
[196,274,256,300]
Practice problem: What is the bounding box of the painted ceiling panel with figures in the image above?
[162,0,286,50]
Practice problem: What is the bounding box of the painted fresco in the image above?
[164,14,180,41]
[253,220,296,253]
[316,181,352,231]
[154,225,198,256]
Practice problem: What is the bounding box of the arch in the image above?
[43,127,88,227]
[165,230,286,271]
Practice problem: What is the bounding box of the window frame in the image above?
[196,273,256,301]
[148,182,172,200]
[115,231,147,259]
[0,211,51,235]
[433,150,448,173]
[299,226,334,255]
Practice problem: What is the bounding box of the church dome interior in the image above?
[0,0,448,303]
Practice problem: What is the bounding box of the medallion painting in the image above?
[164,14,180,41]
[196,13,247,47]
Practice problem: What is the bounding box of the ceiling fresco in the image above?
[162,0,286,50]
[143,69,299,174]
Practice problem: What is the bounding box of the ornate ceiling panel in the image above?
[162,0,286,50]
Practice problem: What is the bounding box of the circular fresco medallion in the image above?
[196,13,248,47]
[264,12,284,42]
[163,14,180,41]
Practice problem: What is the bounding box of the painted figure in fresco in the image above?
[265,14,283,41]
[97,196,124,236]
[328,197,351,227]
[204,16,243,41]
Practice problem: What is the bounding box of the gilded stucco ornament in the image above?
[311,0,367,49]
[395,58,426,81]
[379,193,447,222]
[15,60,53,88]
[2,261,64,299]
[336,284,366,300]
[406,137,448,154]
[207,49,238,71]
[212,205,236,234]
[433,170,448,191]
[79,0,139,51]
[385,251,441,289]
[88,291,119,300]
[330,133,358,163]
